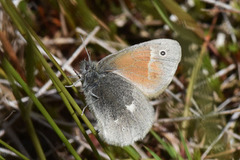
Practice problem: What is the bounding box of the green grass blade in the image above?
[1,57,82,160]
[0,1,114,158]
[0,139,30,160]
[144,146,162,160]
[0,155,5,160]
[150,130,182,159]
[179,131,192,160]
[182,42,207,137]
[123,146,141,160]
[151,0,174,30]
[152,0,202,43]
[160,0,204,39]
[53,84,102,160]
[2,55,45,159]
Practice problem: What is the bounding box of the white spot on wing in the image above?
[148,46,158,80]
[126,102,136,113]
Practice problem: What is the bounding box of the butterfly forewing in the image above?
[98,39,182,98]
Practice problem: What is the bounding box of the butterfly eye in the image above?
[159,50,166,56]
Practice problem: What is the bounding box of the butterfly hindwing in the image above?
[84,72,154,146]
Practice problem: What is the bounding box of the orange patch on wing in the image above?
[112,47,163,89]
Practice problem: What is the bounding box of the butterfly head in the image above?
[80,60,100,90]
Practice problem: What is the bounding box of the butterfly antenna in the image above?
[80,36,92,63]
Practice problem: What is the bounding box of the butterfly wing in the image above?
[97,39,181,98]
[84,72,154,146]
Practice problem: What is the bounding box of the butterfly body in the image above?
[80,39,181,146]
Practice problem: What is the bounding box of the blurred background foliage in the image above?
[0,0,240,159]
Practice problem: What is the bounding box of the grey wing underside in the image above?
[85,73,154,146]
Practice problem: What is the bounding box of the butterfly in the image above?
[79,39,181,146]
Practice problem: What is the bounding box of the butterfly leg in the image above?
[90,92,99,99]
[81,92,99,116]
